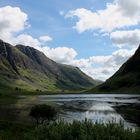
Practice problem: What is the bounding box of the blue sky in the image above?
[0,0,140,80]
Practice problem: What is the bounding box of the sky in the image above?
[0,0,140,81]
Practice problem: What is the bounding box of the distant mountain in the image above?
[89,45,140,93]
[0,40,99,92]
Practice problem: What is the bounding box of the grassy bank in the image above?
[0,86,86,96]
[0,120,140,140]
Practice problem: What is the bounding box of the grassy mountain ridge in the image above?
[0,40,98,92]
[89,45,140,93]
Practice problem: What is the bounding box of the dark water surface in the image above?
[34,94,140,128]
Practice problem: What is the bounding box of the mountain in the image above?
[89,45,140,93]
[0,40,99,92]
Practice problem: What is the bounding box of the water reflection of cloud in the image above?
[89,103,114,111]
[85,110,122,123]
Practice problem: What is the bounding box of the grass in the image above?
[0,93,17,105]
[0,120,140,140]
[0,77,86,95]
[0,121,34,140]
[0,82,86,96]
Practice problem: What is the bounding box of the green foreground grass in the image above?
[0,120,140,140]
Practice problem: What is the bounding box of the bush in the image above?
[29,104,57,124]
[15,87,21,91]
[36,89,42,92]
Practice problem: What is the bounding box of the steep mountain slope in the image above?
[0,40,98,92]
[89,45,140,93]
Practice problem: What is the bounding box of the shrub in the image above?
[15,87,21,91]
[29,104,57,124]
[36,89,42,92]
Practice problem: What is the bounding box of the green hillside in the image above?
[89,45,140,93]
[0,40,99,93]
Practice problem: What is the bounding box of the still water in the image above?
[35,94,140,128]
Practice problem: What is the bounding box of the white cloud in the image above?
[71,59,91,68]
[83,67,115,81]
[65,1,140,32]
[89,56,111,64]
[69,48,135,80]
[59,11,65,16]
[15,34,41,50]
[118,0,140,16]
[0,6,52,50]
[0,6,28,43]
[110,29,140,47]
[42,46,77,63]
[39,35,53,42]
[107,49,136,66]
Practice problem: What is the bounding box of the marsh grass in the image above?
[0,119,140,140]
[24,120,140,140]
